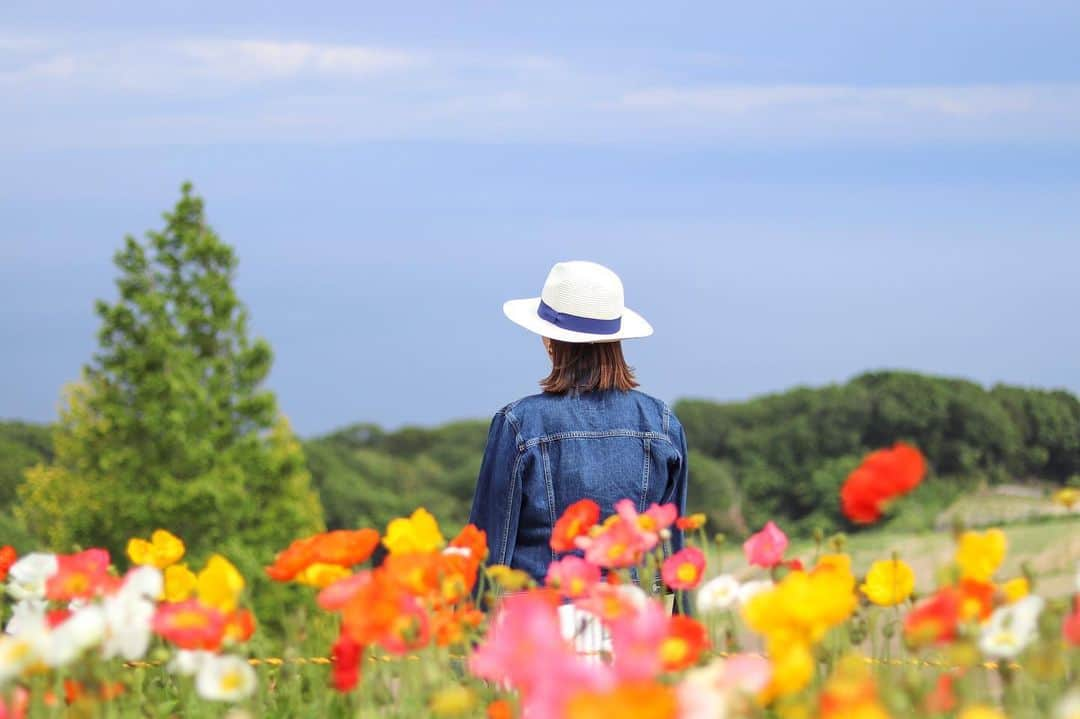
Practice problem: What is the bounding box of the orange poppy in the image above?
[550,499,600,553]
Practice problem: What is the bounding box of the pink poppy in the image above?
[660,547,706,590]
[608,599,668,681]
[614,500,676,551]
[576,517,648,568]
[470,590,613,717]
[742,521,788,568]
[546,556,601,598]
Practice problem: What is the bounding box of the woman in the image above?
[468,260,689,591]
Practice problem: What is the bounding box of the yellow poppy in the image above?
[955,529,1007,583]
[383,508,446,555]
[196,554,245,612]
[860,559,915,606]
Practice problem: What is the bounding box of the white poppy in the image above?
[736,579,773,605]
[120,566,164,601]
[6,554,58,602]
[43,605,106,667]
[979,595,1044,659]
[169,649,215,676]
[0,609,49,687]
[4,599,46,635]
[196,654,257,701]
[102,592,155,661]
[697,575,740,613]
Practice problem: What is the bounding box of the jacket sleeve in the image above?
[662,412,690,554]
[468,410,524,569]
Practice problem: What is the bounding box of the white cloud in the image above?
[2,32,1079,149]
[0,37,422,94]
[177,40,420,81]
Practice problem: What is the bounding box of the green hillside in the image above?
[3,371,1077,548]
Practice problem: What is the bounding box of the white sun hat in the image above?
[502,261,653,343]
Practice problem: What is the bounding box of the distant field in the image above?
[714,515,1080,598]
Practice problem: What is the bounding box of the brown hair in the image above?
[540,340,639,394]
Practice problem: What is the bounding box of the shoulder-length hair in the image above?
[540,340,639,394]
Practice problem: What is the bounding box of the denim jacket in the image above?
[468,389,689,585]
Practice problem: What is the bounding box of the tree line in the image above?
[2,184,1077,581]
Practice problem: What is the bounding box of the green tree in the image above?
[18,183,324,563]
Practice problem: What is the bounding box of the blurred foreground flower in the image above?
[384,508,445,555]
[861,558,915,606]
[127,530,185,569]
[979,595,1044,659]
[742,521,788,568]
[956,529,1007,583]
[196,654,257,701]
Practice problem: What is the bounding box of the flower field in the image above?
[1,444,1078,718]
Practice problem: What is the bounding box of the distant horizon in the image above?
[5,365,1076,439]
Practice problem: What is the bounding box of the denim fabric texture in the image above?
[468,389,689,585]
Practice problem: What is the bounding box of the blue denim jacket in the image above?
[468,389,689,585]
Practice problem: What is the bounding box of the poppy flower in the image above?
[331,630,362,692]
[904,588,961,647]
[46,549,113,601]
[840,443,926,524]
[675,513,706,531]
[546,556,601,598]
[742,522,788,568]
[661,548,706,590]
[659,615,709,671]
[383,508,445,555]
[0,546,18,582]
[312,529,381,568]
[860,559,915,606]
[551,499,600,553]
[152,600,226,651]
[1063,596,1080,646]
[224,608,256,643]
[615,500,677,551]
[576,518,648,569]
[449,524,488,561]
[126,530,185,569]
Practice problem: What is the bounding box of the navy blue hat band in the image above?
[537,299,622,335]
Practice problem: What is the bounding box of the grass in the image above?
[713,515,1080,598]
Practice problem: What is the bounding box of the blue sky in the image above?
[2,1,1079,435]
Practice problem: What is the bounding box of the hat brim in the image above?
[503,298,654,343]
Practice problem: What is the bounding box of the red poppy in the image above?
[1064,596,1080,646]
[331,630,363,692]
[925,672,959,714]
[840,443,926,524]
[550,499,600,553]
[675,514,706,531]
[224,608,256,643]
[46,549,112,601]
[659,615,709,671]
[903,587,961,647]
[0,546,17,582]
